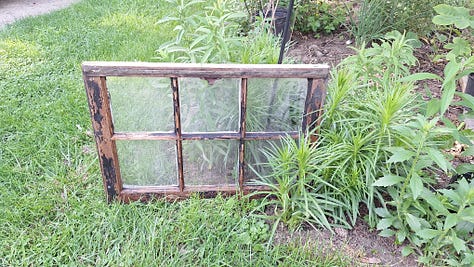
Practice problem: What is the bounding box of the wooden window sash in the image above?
[83,62,329,202]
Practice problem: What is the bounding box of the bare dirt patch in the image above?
[287,31,355,67]
[274,221,418,266]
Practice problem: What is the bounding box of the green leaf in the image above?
[410,173,423,200]
[456,92,474,110]
[461,145,474,156]
[445,37,472,58]
[401,246,414,257]
[443,60,462,82]
[425,98,440,117]
[427,148,449,172]
[440,79,456,115]
[420,189,449,215]
[398,73,442,82]
[462,253,474,265]
[440,189,462,206]
[416,228,440,239]
[377,218,394,230]
[459,206,474,222]
[379,229,395,237]
[415,155,434,170]
[372,175,405,187]
[406,213,421,232]
[452,235,467,253]
[386,147,415,163]
[444,214,458,230]
[455,163,474,175]
[375,207,391,218]
[432,4,473,29]
[396,230,406,243]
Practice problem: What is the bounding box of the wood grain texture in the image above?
[238,78,248,192]
[303,78,327,142]
[118,185,272,202]
[82,62,329,78]
[171,77,185,192]
[82,63,329,202]
[84,76,123,202]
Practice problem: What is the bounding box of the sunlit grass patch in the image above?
[0,0,354,266]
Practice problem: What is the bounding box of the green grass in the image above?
[0,0,352,265]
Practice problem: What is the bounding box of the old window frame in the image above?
[82,62,329,202]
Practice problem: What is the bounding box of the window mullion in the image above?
[238,78,248,192]
[171,77,185,191]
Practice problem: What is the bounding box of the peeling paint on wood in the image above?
[82,63,329,203]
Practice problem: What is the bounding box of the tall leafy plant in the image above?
[249,134,349,244]
[318,31,422,227]
[348,0,468,45]
[368,6,474,264]
[432,4,474,116]
[155,0,282,64]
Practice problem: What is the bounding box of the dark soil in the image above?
[283,30,473,266]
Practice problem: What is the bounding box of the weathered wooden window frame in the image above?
[82,62,329,202]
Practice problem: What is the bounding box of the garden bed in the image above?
[281,30,474,266]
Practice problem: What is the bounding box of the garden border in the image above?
[82,62,329,202]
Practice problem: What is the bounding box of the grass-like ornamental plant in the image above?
[250,134,349,242]
[251,32,471,265]
[318,31,423,227]
[348,0,469,45]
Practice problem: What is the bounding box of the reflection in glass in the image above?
[117,140,177,186]
[247,78,306,132]
[183,140,238,186]
[180,78,240,132]
[244,139,283,185]
[108,77,174,132]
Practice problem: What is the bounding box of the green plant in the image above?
[432,4,474,116]
[250,134,349,242]
[359,6,474,265]
[317,31,423,227]
[347,0,401,45]
[156,0,283,64]
[375,173,474,265]
[348,0,468,45]
[0,1,357,265]
[294,0,346,37]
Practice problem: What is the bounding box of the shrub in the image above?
[294,0,346,37]
[349,0,469,45]
[156,0,282,64]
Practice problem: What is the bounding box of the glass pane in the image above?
[244,139,283,185]
[247,78,307,132]
[117,140,177,186]
[180,78,240,132]
[183,140,238,185]
[108,77,174,132]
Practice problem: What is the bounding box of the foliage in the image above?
[250,34,468,265]
[250,134,349,240]
[294,0,346,37]
[362,6,474,265]
[431,4,474,116]
[318,31,424,227]
[346,0,396,46]
[0,0,354,265]
[404,4,474,123]
[375,175,474,265]
[348,0,468,45]
[156,0,282,64]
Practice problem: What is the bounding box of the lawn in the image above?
[0,0,351,265]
